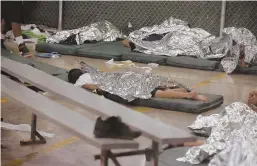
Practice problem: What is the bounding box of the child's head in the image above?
[68,68,83,84]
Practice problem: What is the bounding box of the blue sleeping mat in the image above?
[1,49,223,113]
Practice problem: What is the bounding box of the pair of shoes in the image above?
[94,116,141,140]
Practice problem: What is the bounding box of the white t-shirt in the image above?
[74,73,95,87]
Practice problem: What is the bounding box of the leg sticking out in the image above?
[154,89,207,102]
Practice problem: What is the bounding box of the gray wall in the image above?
[23,1,257,36]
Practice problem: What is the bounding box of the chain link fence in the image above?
[63,1,221,35]
[225,1,257,36]
[23,1,257,36]
[24,1,59,28]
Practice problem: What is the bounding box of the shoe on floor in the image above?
[94,116,141,140]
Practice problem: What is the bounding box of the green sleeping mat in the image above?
[76,41,130,60]
[1,50,223,113]
[122,52,167,65]
[1,50,67,76]
[36,43,78,55]
[35,42,256,75]
[36,41,128,61]
[166,56,220,71]
[132,94,223,114]
[216,63,257,75]
[36,42,107,55]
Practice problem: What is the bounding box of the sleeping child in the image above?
[68,68,208,103]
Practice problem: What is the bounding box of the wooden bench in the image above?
[1,57,196,166]
[1,75,139,166]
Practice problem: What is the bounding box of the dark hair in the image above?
[68,68,83,84]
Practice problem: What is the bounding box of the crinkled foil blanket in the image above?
[46,21,124,44]
[80,62,189,101]
[177,102,257,166]
[128,17,257,74]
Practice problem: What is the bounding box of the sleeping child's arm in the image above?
[82,84,98,91]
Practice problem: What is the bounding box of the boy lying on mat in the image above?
[68,68,207,102]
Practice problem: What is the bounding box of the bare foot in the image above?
[197,95,208,102]
[190,91,208,102]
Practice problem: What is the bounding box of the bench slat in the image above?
[1,75,139,150]
[1,57,195,144]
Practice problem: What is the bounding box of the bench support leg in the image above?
[152,141,159,166]
[100,150,109,166]
[20,114,46,146]
[95,142,161,166]
[108,151,121,166]
[95,149,152,160]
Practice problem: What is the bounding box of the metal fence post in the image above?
[58,0,63,31]
[219,0,226,36]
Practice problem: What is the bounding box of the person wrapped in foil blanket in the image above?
[67,62,207,103]
[177,101,257,166]
[46,20,124,45]
[128,17,257,74]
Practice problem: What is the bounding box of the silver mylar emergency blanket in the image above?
[208,138,257,166]
[221,27,257,73]
[177,102,257,165]
[46,21,124,44]
[128,17,215,57]
[79,62,188,101]
[128,17,257,74]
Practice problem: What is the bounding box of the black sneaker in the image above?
[93,117,111,138]
[94,116,141,140]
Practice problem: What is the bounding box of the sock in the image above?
[15,36,23,45]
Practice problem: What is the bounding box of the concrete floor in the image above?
[1,41,257,166]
